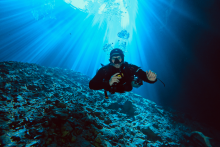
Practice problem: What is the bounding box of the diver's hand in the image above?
[146,70,157,81]
[109,73,122,86]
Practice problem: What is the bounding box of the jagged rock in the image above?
[104,118,112,125]
[71,134,77,142]
[101,128,115,139]
[52,111,69,120]
[95,133,102,144]
[52,108,69,120]
[107,100,136,117]
[94,133,107,147]
[46,137,53,145]
[140,126,162,142]
[90,124,100,136]
[132,138,147,146]
[86,107,93,112]
[121,101,135,117]
[61,122,73,137]
[56,102,66,108]
[70,136,94,147]
[47,142,57,147]
[75,126,83,135]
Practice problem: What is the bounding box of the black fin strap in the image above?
[104,90,108,99]
[157,78,165,87]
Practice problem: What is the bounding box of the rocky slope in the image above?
[0,61,219,147]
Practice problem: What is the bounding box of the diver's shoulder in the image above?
[102,63,111,69]
[124,62,140,71]
[99,63,111,72]
[124,62,137,67]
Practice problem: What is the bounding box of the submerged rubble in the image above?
[0,61,220,147]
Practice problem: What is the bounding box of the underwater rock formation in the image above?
[0,61,220,147]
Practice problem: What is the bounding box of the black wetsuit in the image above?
[89,62,157,93]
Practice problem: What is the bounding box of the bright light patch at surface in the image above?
[64,0,134,54]
[64,0,88,10]
[98,3,107,14]
[65,0,130,27]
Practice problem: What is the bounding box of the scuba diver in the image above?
[89,48,158,98]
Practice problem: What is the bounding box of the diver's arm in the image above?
[136,69,157,83]
[89,69,111,90]
[129,64,157,83]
